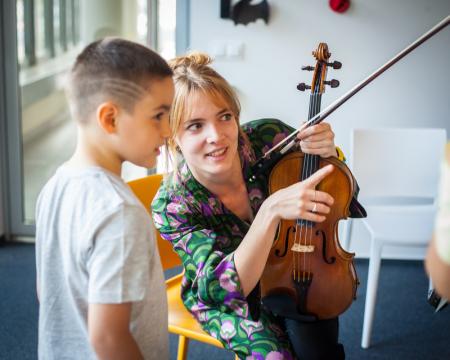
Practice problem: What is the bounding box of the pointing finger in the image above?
[304,164,334,186]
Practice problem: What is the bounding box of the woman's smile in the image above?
[205,146,228,160]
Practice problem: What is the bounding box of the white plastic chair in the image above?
[343,128,447,349]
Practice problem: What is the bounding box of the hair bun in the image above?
[169,51,212,70]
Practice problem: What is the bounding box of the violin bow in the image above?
[263,15,450,159]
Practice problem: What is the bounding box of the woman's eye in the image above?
[221,113,233,121]
[186,123,202,131]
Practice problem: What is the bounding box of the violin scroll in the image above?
[312,42,331,62]
[298,42,341,95]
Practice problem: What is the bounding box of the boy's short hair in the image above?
[67,38,173,123]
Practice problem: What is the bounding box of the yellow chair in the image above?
[127,174,238,360]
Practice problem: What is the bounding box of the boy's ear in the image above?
[97,102,119,134]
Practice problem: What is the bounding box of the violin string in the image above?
[314,90,322,280]
[300,93,315,281]
[313,91,322,280]
[307,89,319,281]
[296,110,310,282]
[302,85,317,282]
[307,71,323,282]
[304,97,312,281]
[296,62,327,283]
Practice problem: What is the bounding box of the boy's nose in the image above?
[161,117,171,138]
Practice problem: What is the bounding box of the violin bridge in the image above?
[291,244,315,253]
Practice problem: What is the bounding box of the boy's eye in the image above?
[153,112,165,121]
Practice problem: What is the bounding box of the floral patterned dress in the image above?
[152,119,330,359]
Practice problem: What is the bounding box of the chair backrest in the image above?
[128,174,182,271]
[350,128,447,201]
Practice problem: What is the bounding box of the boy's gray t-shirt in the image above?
[35,166,168,359]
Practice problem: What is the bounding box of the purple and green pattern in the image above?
[152,119,296,359]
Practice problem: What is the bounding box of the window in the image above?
[12,0,179,228]
[157,0,176,60]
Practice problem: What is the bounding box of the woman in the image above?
[152,52,346,359]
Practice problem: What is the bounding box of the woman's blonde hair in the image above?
[166,52,248,172]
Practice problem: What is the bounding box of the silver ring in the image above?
[312,203,317,213]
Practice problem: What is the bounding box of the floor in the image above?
[1,242,449,359]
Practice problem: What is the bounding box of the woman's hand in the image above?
[235,164,335,296]
[297,122,336,158]
[267,164,335,223]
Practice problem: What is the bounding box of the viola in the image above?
[259,43,359,320]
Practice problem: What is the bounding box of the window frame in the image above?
[2,0,31,237]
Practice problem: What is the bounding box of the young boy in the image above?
[35,38,174,359]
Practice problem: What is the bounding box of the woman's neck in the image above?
[191,154,245,198]
[190,153,253,222]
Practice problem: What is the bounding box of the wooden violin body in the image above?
[260,151,358,319]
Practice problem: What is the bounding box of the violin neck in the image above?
[301,93,322,182]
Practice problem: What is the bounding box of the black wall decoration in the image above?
[220,0,270,26]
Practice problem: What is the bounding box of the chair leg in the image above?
[177,335,189,360]
[362,237,382,349]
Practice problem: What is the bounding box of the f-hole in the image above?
[276,225,296,257]
[317,229,336,264]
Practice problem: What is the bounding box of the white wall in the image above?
[189,0,450,259]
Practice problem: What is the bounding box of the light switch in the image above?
[209,41,226,59]
[226,42,244,59]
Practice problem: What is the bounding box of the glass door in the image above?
[3,0,179,238]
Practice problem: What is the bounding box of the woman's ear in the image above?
[174,138,182,153]
[97,102,119,134]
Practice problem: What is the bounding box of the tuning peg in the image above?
[324,79,340,88]
[297,83,311,91]
[301,66,314,71]
[327,61,342,69]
